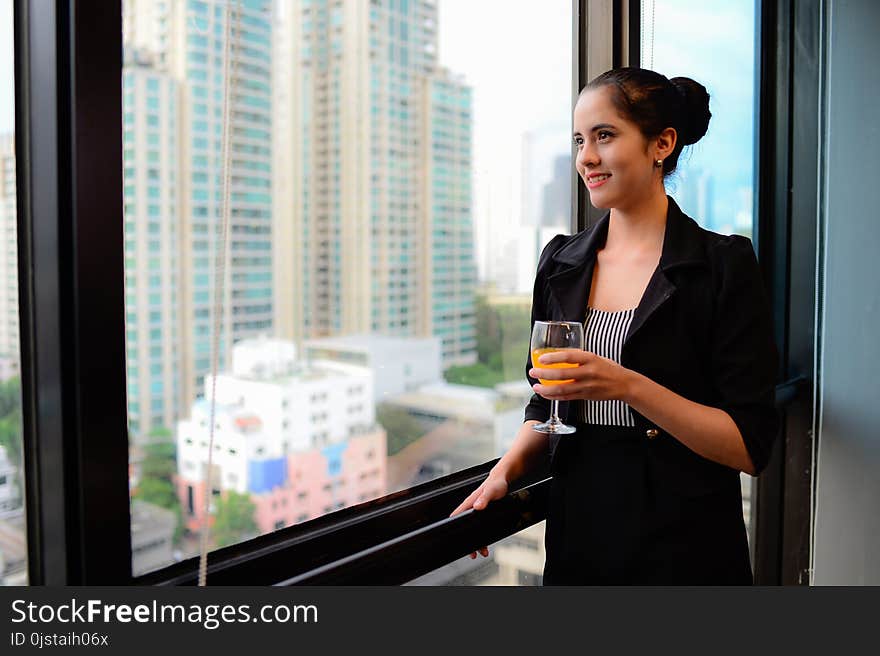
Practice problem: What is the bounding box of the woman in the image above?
[451,67,779,585]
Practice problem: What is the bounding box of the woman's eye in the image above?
[597,131,612,141]
[573,136,584,147]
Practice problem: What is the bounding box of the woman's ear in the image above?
[655,127,677,161]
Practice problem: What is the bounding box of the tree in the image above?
[376,404,426,456]
[139,439,177,481]
[0,377,20,417]
[133,429,181,543]
[135,477,178,509]
[0,377,22,467]
[133,477,184,544]
[444,295,532,388]
[212,490,258,548]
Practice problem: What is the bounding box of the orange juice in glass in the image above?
[531,348,578,384]
[529,321,584,434]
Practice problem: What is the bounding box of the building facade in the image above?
[0,135,18,377]
[175,337,387,536]
[273,0,477,368]
[123,0,275,434]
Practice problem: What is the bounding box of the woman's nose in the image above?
[576,143,598,169]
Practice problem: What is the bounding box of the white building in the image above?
[0,356,17,383]
[303,334,442,403]
[176,337,375,494]
[0,135,19,374]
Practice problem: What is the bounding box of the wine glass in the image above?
[530,320,584,434]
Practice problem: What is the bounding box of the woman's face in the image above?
[573,87,660,210]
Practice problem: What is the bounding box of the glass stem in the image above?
[550,399,561,425]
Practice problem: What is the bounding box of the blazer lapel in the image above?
[624,196,710,350]
[545,212,610,323]
[543,197,709,349]
[624,266,676,346]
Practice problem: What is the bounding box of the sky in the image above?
[644,0,757,231]
[436,0,573,286]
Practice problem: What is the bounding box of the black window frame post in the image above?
[16,0,132,585]
[12,0,810,587]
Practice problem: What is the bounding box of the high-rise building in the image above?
[421,69,477,365]
[122,60,183,435]
[123,0,274,433]
[273,0,477,367]
[541,153,571,228]
[0,135,18,377]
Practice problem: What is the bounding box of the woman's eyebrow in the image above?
[590,123,617,132]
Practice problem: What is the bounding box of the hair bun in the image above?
[669,76,711,145]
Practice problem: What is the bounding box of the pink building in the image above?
[175,338,388,537]
[177,428,387,535]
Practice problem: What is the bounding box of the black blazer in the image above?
[524,196,779,498]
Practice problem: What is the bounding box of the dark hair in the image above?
[581,67,711,177]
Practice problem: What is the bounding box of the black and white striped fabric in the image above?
[579,306,637,426]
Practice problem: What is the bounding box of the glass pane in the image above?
[124,0,570,575]
[406,523,546,586]
[641,0,759,552]
[0,0,28,585]
[641,0,756,239]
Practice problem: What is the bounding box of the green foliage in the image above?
[0,378,22,502]
[445,296,531,388]
[133,477,184,544]
[0,376,20,417]
[376,403,425,456]
[134,428,181,544]
[135,477,178,509]
[212,490,258,548]
[139,439,177,482]
[442,362,507,388]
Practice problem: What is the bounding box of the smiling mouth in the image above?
[586,173,611,188]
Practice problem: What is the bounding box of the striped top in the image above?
[579,306,636,426]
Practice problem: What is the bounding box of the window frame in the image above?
[14,0,807,586]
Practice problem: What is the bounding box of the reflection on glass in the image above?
[642,0,759,554]
[641,0,756,240]
[123,0,571,576]
[406,523,546,586]
[0,0,28,585]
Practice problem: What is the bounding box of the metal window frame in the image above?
[13,0,810,587]
[16,0,131,585]
[751,0,820,586]
[14,0,585,587]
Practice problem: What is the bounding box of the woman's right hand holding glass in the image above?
[449,470,509,559]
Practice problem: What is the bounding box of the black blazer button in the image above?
[646,428,659,439]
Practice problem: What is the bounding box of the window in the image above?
[0,0,27,585]
[120,0,572,575]
[641,0,759,549]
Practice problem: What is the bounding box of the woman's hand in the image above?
[529,349,636,402]
[449,472,510,559]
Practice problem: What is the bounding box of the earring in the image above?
[655,159,663,168]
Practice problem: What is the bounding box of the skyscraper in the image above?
[422,69,477,365]
[273,0,477,367]
[0,135,18,379]
[122,58,183,434]
[123,0,274,433]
